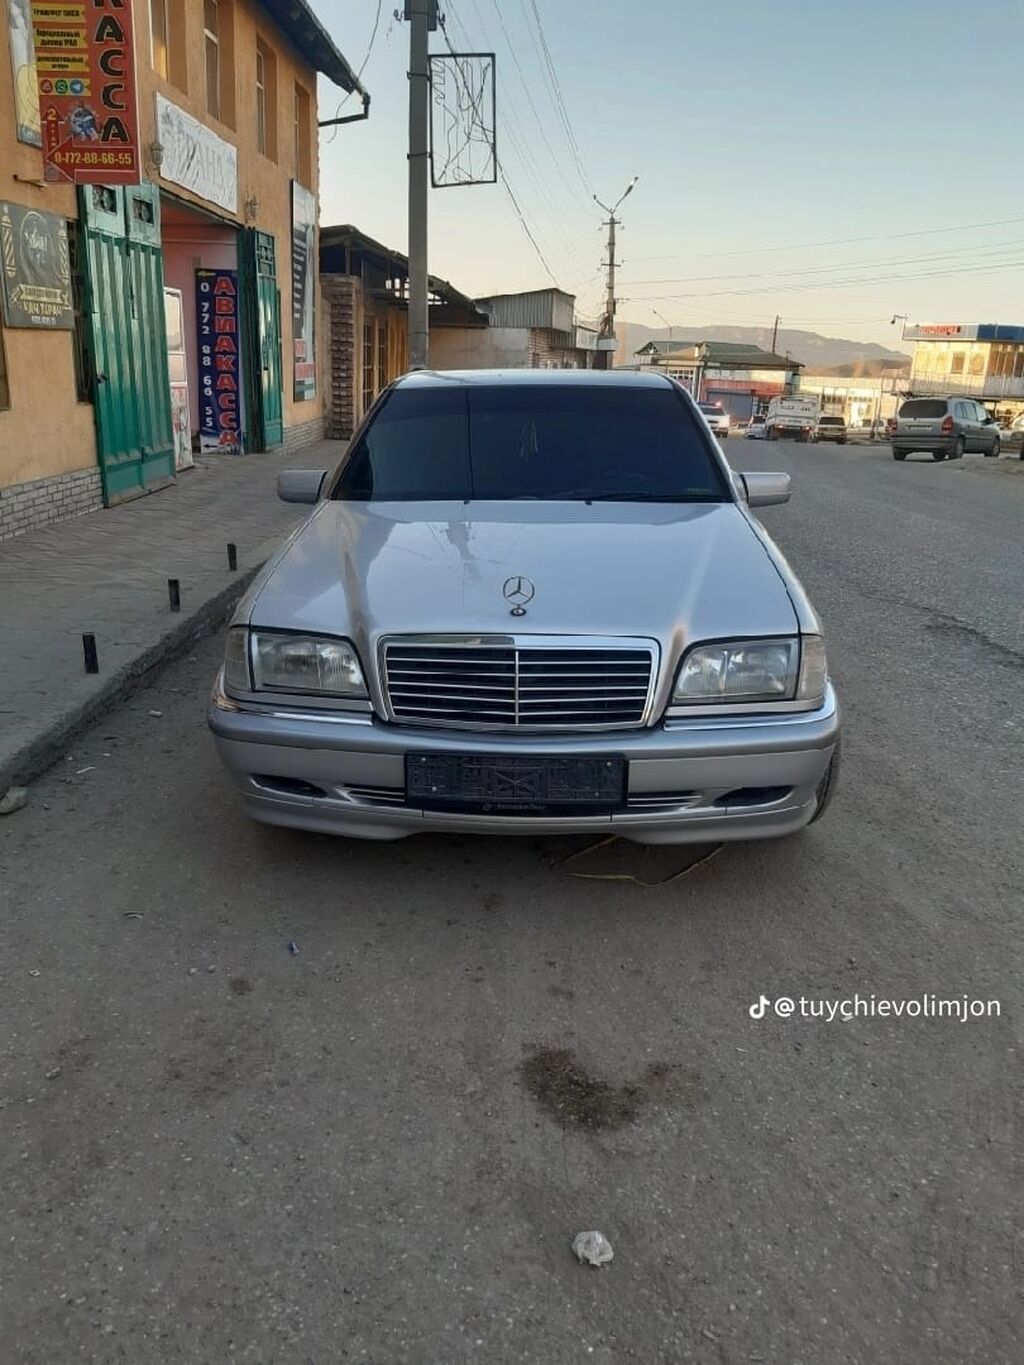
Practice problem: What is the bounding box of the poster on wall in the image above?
[196,269,242,453]
[0,201,74,329]
[8,0,41,146]
[30,0,141,184]
[291,181,316,402]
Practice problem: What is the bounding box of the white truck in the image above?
[765,395,820,442]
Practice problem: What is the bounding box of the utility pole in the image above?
[594,177,638,370]
[406,1,437,370]
[771,314,780,355]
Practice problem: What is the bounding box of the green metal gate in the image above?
[240,229,283,451]
[80,183,174,505]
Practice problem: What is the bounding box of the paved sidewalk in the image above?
[0,442,341,790]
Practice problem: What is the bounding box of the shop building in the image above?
[903,323,1024,423]
[1,0,365,541]
[632,339,801,418]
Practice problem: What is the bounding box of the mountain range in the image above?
[616,321,911,373]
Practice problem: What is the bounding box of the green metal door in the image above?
[240,229,283,450]
[80,183,174,505]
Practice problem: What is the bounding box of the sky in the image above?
[313,0,1024,348]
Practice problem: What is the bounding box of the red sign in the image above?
[32,1,140,185]
[919,324,962,337]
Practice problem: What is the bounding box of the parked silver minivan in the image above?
[891,397,1001,461]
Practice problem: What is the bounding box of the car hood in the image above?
[245,500,798,688]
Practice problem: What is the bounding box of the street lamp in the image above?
[891,313,908,338]
[651,307,674,350]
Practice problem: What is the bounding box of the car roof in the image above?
[392,368,678,389]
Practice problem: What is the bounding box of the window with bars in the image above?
[377,323,388,392]
[362,322,375,415]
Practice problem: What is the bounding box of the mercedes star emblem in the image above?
[503,575,535,616]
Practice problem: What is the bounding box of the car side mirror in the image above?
[277,469,326,504]
[739,471,791,507]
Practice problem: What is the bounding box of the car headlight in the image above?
[223,627,368,697]
[672,636,827,705]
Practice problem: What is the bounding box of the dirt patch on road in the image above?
[519,1045,700,1132]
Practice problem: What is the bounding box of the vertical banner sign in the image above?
[8,0,42,146]
[31,0,141,185]
[196,269,242,453]
[291,181,316,402]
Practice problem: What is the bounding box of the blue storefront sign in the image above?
[196,267,241,452]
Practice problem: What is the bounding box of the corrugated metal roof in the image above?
[256,0,365,92]
[476,289,575,333]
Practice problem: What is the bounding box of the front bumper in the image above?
[207,674,840,844]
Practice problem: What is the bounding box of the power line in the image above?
[628,255,1024,303]
[618,238,1024,289]
[437,13,560,287]
[323,0,382,144]
[518,0,593,200]
[684,215,1024,261]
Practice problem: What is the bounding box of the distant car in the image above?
[891,397,1001,461]
[745,416,768,440]
[1000,412,1024,455]
[814,415,847,445]
[698,401,731,439]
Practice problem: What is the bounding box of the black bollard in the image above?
[168,578,180,612]
[227,542,237,571]
[83,633,99,674]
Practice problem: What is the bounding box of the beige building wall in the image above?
[1,0,331,513]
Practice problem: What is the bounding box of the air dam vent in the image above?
[382,639,655,731]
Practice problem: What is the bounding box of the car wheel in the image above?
[986,437,1000,458]
[951,437,965,459]
[892,448,906,461]
[932,448,947,461]
[808,741,841,824]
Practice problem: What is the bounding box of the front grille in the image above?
[382,639,655,731]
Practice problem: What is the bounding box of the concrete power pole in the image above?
[594,178,638,370]
[406,1,437,370]
[771,314,780,355]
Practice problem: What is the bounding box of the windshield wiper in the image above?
[554,490,726,503]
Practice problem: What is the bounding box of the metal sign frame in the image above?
[429,51,497,189]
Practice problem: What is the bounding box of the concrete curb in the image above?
[0,564,263,793]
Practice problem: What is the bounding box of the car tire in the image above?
[932,448,947,461]
[950,437,965,460]
[808,741,841,825]
[892,448,906,461]
[985,437,1000,458]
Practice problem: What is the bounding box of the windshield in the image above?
[333,383,731,503]
[819,417,843,425]
[698,403,723,414]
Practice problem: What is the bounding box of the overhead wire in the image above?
[323,0,383,144]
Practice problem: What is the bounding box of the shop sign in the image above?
[196,269,242,452]
[157,95,237,214]
[31,0,141,184]
[291,181,316,401]
[0,200,74,329]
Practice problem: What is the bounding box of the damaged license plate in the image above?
[406,753,626,815]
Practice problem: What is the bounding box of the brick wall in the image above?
[0,467,103,543]
[282,414,328,455]
[323,274,358,440]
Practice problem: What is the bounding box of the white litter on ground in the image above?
[572,1231,614,1268]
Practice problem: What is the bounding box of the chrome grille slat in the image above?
[382,639,655,731]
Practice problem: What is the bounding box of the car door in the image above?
[952,401,972,450]
[974,402,996,452]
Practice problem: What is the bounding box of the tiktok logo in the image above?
[749,994,771,1019]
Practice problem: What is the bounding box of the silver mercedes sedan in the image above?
[208,370,840,843]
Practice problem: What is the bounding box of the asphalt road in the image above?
[2,443,1022,1364]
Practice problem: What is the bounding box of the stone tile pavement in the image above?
[0,442,343,790]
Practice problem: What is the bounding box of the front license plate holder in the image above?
[406,753,626,815]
